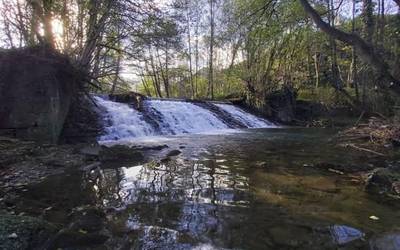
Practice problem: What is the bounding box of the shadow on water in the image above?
[18,128,400,249]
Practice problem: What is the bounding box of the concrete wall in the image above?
[0,47,76,143]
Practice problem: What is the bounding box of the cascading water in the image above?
[215,103,273,128]
[94,96,155,140]
[145,100,229,134]
[95,96,276,140]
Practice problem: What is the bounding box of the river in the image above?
[19,128,400,249]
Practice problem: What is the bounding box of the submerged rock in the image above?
[49,229,109,249]
[329,225,364,245]
[166,149,182,157]
[129,144,168,151]
[268,226,311,247]
[77,143,101,157]
[365,166,400,198]
[159,149,182,163]
[135,225,192,250]
[100,145,144,163]
[46,206,109,249]
[69,206,106,233]
[0,137,97,192]
[160,157,171,163]
[308,162,374,174]
[0,214,57,250]
[370,231,400,250]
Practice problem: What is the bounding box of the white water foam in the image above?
[95,96,276,141]
[94,96,155,140]
[215,103,275,128]
[145,100,230,134]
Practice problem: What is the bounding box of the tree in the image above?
[208,0,215,99]
[299,0,400,96]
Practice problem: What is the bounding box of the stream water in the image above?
[18,128,400,249]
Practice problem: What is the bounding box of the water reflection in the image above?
[89,160,250,209]
[81,135,400,249]
[83,156,256,248]
[20,129,400,249]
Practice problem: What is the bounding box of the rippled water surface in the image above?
[22,128,400,249]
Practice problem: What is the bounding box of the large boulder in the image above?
[0,47,80,144]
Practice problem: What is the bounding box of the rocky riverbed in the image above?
[0,136,175,249]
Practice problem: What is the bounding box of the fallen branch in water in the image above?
[338,117,400,145]
[354,111,365,126]
[336,116,400,155]
[345,143,386,156]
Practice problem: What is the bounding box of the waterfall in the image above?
[214,103,273,128]
[95,97,276,140]
[94,97,155,141]
[145,100,229,134]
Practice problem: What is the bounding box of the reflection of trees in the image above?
[86,158,251,246]
[84,167,124,208]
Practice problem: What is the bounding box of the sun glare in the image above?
[36,18,64,48]
[52,19,64,47]
[52,19,64,36]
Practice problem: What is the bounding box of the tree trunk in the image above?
[208,0,215,100]
[29,0,45,45]
[361,0,374,44]
[61,0,69,52]
[380,0,385,45]
[327,0,343,91]
[186,3,194,99]
[42,0,55,48]
[351,0,360,100]
[141,72,152,96]
[360,0,375,105]
[111,51,122,95]
[148,49,163,98]
[314,52,320,89]
[164,47,170,98]
[79,0,113,71]
[351,48,359,100]
[195,17,200,98]
[299,0,400,96]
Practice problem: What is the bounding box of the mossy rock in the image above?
[49,229,109,249]
[69,206,106,233]
[0,214,57,250]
